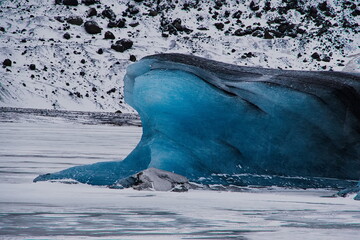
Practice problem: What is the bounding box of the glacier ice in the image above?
[34,53,360,196]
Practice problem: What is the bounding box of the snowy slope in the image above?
[0,0,359,111]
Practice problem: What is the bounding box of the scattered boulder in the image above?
[148,9,158,16]
[81,0,99,5]
[129,54,136,62]
[84,21,101,34]
[62,0,79,6]
[104,31,115,39]
[29,64,36,70]
[249,1,260,11]
[102,8,116,20]
[106,88,116,94]
[3,59,12,67]
[112,168,191,192]
[108,18,126,28]
[311,52,321,61]
[66,16,83,25]
[0,27,5,32]
[54,16,65,23]
[97,48,103,54]
[214,22,224,30]
[63,32,71,39]
[87,8,97,17]
[129,22,139,27]
[111,39,133,52]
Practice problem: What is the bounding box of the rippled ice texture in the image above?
[1,110,359,240]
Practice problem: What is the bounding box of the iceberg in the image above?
[34,53,360,196]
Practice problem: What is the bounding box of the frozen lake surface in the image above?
[0,108,359,240]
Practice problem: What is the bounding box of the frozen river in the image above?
[0,108,359,239]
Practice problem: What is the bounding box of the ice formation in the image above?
[34,54,360,196]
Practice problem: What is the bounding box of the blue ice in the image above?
[34,54,360,198]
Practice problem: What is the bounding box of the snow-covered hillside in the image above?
[0,0,359,111]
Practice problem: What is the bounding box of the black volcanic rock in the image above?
[63,32,71,39]
[82,0,99,5]
[249,1,260,11]
[87,8,97,17]
[97,48,103,54]
[111,39,133,52]
[108,18,126,28]
[214,22,224,30]
[3,59,12,67]
[102,8,116,20]
[311,52,321,61]
[104,31,115,39]
[66,16,83,25]
[29,64,36,70]
[129,55,136,62]
[62,0,79,6]
[84,21,101,34]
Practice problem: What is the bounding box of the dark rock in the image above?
[148,10,158,16]
[62,0,78,6]
[66,16,83,25]
[233,29,245,36]
[318,1,328,11]
[79,71,85,76]
[87,8,97,17]
[102,8,116,20]
[106,88,116,94]
[81,0,99,5]
[29,64,36,70]
[75,91,82,98]
[0,27,5,32]
[92,87,97,92]
[197,26,208,31]
[214,22,224,30]
[115,110,122,113]
[264,30,273,39]
[311,52,321,61]
[249,1,259,11]
[232,10,242,19]
[3,59,12,67]
[97,48,103,54]
[263,1,271,11]
[128,6,139,15]
[322,55,331,62]
[80,59,86,64]
[63,32,71,39]
[111,39,133,52]
[112,168,191,192]
[129,22,139,27]
[84,21,101,34]
[352,9,360,17]
[104,31,115,39]
[108,18,126,28]
[54,16,65,22]
[129,55,136,62]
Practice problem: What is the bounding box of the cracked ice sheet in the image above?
[0,111,360,240]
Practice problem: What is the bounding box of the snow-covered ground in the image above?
[1,110,359,240]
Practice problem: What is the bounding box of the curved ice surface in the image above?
[34,53,360,191]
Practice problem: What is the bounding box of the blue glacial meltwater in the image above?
[34,54,360,197]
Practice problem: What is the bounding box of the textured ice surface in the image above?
[34,54,360,196]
